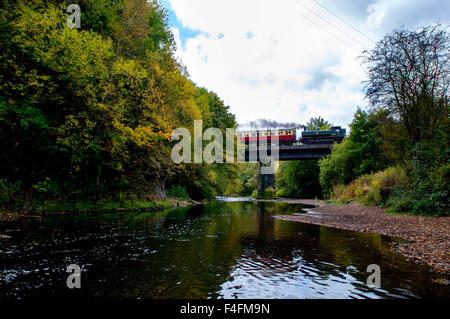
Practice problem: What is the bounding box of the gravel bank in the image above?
[274,201,450,274]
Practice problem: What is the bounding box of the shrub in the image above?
[387,142,449,216]
[388,183,448,216]
[276,188,288,198]
[264,187,276,199]
[166,185,190,199]
[330,167,408,206]
[354,185,365,201]
[0,178,23,207]
[387,190,413,212]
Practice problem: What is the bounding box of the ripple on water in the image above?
[0,200,448,299]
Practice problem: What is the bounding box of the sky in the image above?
[160,0,449,129]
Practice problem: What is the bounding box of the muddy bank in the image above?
[274,200,450,274]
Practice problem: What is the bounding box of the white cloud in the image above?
[365,0,450,32]
[367,3,387,29]
[167,0,447,128]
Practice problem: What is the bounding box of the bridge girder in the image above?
[243,143,332,162]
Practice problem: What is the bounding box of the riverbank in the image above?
[273,200,450,274]
[0,198,200,222]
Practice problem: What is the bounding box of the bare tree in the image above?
[362,25,449,143]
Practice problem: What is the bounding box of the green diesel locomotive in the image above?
[300,126,346,145]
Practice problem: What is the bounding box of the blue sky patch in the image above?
[160,0,203,49]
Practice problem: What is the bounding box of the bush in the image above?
[166,185,190,199]
[330,167,408,206]
[264,187,276,199]
[0,178,23,207]
[276,188,288,198]
[388,142,449,216]
[388,186,448,216]
[330,152,449,216]
[388,182,448,216]
[224,180,243,197]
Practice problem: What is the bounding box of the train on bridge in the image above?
[237,126,346,145]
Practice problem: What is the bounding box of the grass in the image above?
[384,207,416,216]
[324,197,418,216]
[1,198,178,215]
[45,199,174,212]
[327,199,350,205]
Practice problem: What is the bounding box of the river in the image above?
[0,199,448,299]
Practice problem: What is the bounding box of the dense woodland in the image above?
[0,1,448,216]
[0,0,237,210]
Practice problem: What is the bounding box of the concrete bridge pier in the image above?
[257,163,276,199]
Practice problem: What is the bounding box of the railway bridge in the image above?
[244,143,334,198]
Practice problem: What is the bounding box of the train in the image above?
[237,128,298,145]
[237,126,346,145]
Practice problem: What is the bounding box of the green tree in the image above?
[235,163,259,197]
[276,160,322,199]
[306,116,331,130]
[319,109,398,195]
[167,87,237,200]
[0,0,214,207]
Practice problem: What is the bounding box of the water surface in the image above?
[0,200,448,299]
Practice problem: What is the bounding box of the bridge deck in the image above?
[244,143,332,161]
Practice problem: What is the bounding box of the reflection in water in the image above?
[0,201,448,299]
